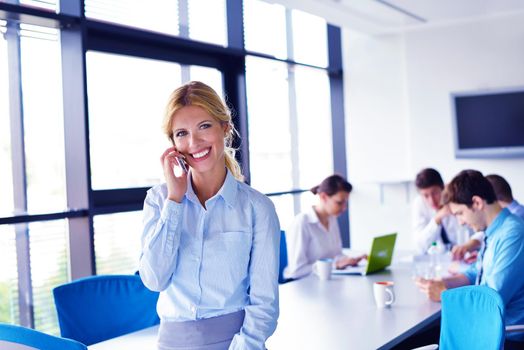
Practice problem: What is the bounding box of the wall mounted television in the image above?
[451,87,524,158]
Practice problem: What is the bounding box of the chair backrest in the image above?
[0,323,87,350]
[53,274,160,346]
[439,285,505,350]
[279,230,289,283]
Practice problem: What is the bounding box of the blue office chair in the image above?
[440,285,506,350]
[0,323,87,350]
[414,285,524,350]
[279,230,292,284]
[53,274,160,346]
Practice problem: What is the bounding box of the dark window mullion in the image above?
[327,24,350,247]
[59,0,95,278]
[224,0,249,183]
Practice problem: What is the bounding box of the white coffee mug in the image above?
[373,281,395,307]
[313,258,333,280]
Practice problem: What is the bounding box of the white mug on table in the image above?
[313,258,333,280]
[373,281,395,307]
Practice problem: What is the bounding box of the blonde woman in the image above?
[139,81,280,350]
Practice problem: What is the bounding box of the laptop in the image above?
[332,233,397,276]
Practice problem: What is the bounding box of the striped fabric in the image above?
[139,169,280,349]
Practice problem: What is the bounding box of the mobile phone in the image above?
[176,157,188,173]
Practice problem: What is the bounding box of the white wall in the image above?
[342,30,413,251]
[343,12,524,251]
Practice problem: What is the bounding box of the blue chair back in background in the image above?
[53,274,160,346]
[439,285,505,350]
[279,230,290,284]
[0,323,87,350]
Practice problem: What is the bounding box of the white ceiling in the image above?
[269,0,524,34]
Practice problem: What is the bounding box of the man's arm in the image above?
[452,239,481,260]
[412,198,442,253]
[415,274,471,302]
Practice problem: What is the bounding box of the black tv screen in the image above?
[452,88,524,158]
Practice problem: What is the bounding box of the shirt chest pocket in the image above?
[202,231,253,278]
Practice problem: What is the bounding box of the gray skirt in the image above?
[157,310,245,350]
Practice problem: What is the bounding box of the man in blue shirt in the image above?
[416,169,524,347]
[487,174,524,220]
[451,173,524,259]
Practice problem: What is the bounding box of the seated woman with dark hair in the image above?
[284,174,366,280]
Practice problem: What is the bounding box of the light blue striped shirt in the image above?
[139,170,280,349]
[508,200,524,220]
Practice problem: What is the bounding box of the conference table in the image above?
[267,259,441,349]
[89,258,441,350]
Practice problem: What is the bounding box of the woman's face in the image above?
[171,105,228,176]
[321,191,350,217]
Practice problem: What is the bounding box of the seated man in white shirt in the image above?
[452,174,524,259]
[413,168,474,254]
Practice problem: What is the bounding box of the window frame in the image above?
[0,0,348,330]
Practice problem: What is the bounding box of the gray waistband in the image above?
[158,310,245,350]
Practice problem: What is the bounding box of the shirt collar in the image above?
[217,169,238,207]
[305,206,320,224]
[508,200,520,212]
[485,208,510,238]
[185,171,199,204]
[185,168,237,207]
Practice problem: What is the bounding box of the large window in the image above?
[291,10,328,67]
[246,56,292,193]
[94,212,142,275]
[244,0,287,59]
[19,0,57,11]
[187,0,227,46]
[0,226,18,325]
[86,52,224,190]
[86,52,182,190]
[0,23,13,218]
[0,22,69,334]
[294,65,333,188]
[20,27,66,214]
[85,0,227,46]
[29,220,69,335]
[244,1,334,223]
[0,0,345,333]
[87,51,225,274]
[85,0,180,36]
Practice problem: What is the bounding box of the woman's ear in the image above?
[222,122,231,134]
[319,192,328,202]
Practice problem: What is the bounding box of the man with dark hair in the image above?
[452,174,524,259]
[412,168,473,254]
[416,170,524,347]
[487,174,524,219]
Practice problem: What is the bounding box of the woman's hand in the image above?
[335,254,368,269]
[161,146,188,203]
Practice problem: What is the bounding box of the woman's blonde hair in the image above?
[162,81,243,181]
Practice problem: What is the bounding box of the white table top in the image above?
[267,261,441,350]
[88,325,159,350]
[89,261,440,350]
